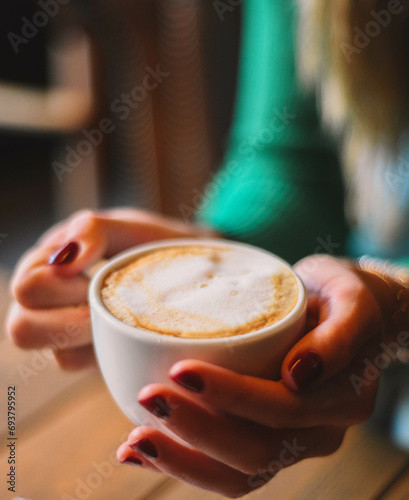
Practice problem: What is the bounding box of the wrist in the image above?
[353,256,409,331]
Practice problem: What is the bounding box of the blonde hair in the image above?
[297,0,409,250]
[298,0,409,141]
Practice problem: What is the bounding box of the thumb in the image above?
[47,209,212,277]
[281,256,383,391]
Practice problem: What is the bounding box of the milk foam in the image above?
[101,246,298,338]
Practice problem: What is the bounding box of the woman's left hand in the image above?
[116,256,396,498]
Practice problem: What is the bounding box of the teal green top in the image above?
[197,0,348,264]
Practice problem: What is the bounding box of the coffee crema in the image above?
[101,245,298,339]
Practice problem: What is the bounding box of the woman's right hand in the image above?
[6,208,216,370]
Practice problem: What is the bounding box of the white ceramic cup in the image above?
[89,239,307,429]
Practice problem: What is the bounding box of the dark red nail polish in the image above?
[130,438,158,460]
[121,456,143,466]
[289,351,323,390]
[139,395,170,420]
[170,371,204,393]
[48,242,79,265]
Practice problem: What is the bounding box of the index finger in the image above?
[168,359,376,429]
[11,245,89,309]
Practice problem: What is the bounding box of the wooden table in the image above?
[1,268,409,500]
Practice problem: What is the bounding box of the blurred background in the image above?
[0,0,241,270]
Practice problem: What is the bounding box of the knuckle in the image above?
[336,280,365,309]
[339,277,373,312]
[295,254,336,271]
[6,310,32,348]
[54,350,78,371]
[313,254,338,265]
[71,209,101,233]
[353,283,374,313]
[319,429,346,457]
[11,272,28,306]
[11,268,43,308]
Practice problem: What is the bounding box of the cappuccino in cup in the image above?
[89,239,306,426]
[101,245,298,339]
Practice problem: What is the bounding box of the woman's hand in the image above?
[6,208,216,370]
[117,255,401,498]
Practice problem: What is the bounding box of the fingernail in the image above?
[170,370,204,393]
[120,456,143,467]
[130,438,158,460]
[48,242,79,265]
[139,395,170,420]
[289,351,323,390]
